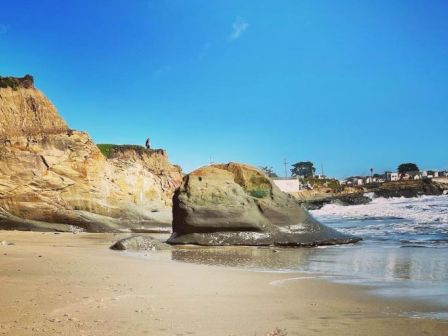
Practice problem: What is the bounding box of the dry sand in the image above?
[0,231,447,336]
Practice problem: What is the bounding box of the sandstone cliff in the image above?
[0,76,182,232]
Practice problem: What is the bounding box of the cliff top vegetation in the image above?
[97,144,158,159]
[0,75,34,90]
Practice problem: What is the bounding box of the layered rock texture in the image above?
[168,163,360,246]
[0,76,182,232]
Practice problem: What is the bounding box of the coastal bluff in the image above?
[0,75,182,232]
[168,163,360,246]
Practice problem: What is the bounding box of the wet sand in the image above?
[0,231,447,336]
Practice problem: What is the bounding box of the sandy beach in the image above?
[0,231,447,336]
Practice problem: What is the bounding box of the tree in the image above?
[259,166,278,178]
[290,161,315,178]
[398,163,419,174]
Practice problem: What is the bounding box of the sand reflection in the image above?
[171,246,316,271]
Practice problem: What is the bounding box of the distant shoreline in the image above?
[295,179,448,210]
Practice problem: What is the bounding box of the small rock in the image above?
[110,236,171,252]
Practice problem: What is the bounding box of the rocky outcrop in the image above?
[167,163,360,246]
[372,180,444,198]
[301,193,371,210]
[110,235,171,251]
[0,77,182,232]
[433,178,448,192]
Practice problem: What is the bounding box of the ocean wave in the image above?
[311,195,448,225]
[310,195,448,247]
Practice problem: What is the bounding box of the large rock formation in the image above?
[0,75,182,232]
[168,163,361,246]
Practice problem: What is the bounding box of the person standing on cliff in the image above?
[145,138,151,149]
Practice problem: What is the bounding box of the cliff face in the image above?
[0,77,182,232]
[0,82,67,137]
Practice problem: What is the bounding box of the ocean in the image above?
[306,194,448,315]
[312,193,448,248]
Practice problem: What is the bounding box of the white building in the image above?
[386,172,399,181]
[422,170,440,178]
[272,178,303,193]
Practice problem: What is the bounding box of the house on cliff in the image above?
[399,171,422,180]
[386,172,399,181]
[422,170,443,178]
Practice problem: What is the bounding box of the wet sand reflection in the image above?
[171,245,316,271]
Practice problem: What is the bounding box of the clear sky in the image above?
[1,0,447,178]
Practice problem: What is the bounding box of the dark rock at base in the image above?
[167,163,361,246]
[302,193,371,210]
[110,235,171,251]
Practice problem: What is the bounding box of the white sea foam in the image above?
[311,195,448,225]
[269,276,321,286]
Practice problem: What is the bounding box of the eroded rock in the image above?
[168,163,361,246]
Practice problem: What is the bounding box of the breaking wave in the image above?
[311,195,448,247]
[312,194,448,224]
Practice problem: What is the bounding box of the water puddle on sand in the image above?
[402,311,448,321]
[153,243,448,320]
[269,276,331,286]
[170,245,314,271]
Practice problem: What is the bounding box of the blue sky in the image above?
[1,0,447,178]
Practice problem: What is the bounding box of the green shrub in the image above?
[97,144,154,159]
[0,76,19,90]
[0,75,34,90]
[97,144,115,158]
[249,188,269,198]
